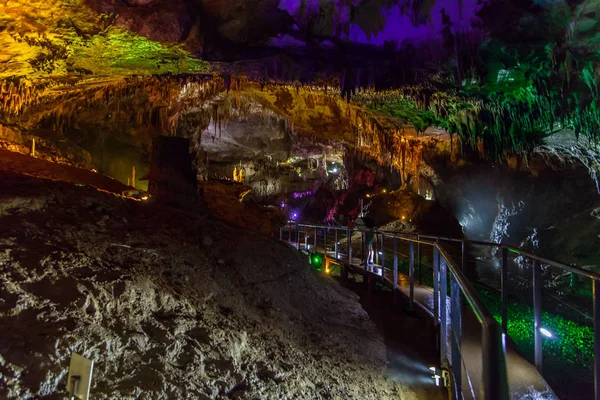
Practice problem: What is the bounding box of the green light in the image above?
[310,253,324,268]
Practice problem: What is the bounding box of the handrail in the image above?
[282,222,600,400]
[281,222,511,400]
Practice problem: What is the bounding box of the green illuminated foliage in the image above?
[477,287,594,368]
[70,29,209,76]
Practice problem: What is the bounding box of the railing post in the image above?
[533,258,543,373]
[440,256,448,367]
[347,228,352,263]
[304,230,308,249]
[594,279,600,400]
[409,240,415,307]
[362,232,366,272]
[279,226,282,241]
[314,227,317,249]
[501,247,508,333]
[461,240,466,272]
[297,224,300,250]
[335,229,339,259]
[323,227,327,255]
[375,233,379,265]
[433,246,440,326]
[482,323,509,400]
[417,236,422,284]
[380,234,385,270]
[451,273,462,400]
[393,237,399,305]
[288,224,291,244]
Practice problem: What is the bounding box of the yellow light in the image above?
[141,196,148,200]
[402,216,405,220]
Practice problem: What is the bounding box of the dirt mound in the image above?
[0,173,410,399]
[0,149,131,194]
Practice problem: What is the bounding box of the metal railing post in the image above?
[482,322,509,400]
[392,237,399,306]
[297,224,301,250]
[501,247,508,332]
[347,228,352,263]
[451,273,462,400]
[440,256,448,367]
[417,236,422,284]
[409,240,415,306]
[594,279,600,400]
[314,227,317,249]
[533,258,543,373]
[335,229,339,259]
[393,237,398,288]
[362,232,366,271]
[288,224,291,244]
[380,234,385,269]
[433,246,440,326]
[323,227,327,255]
[461,240,466,272]
[375,233,379,265]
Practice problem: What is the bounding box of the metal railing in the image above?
[280,222,600,400]
[280,223,509,400]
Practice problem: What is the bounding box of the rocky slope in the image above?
[0,171,413,399]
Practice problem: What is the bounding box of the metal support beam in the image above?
[451,274,462,400]
[533,259,543,373]
[440,257,448,367]
[501,247,508,333]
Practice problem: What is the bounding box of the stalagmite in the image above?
[31,138,35,157]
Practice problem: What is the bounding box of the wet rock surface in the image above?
[0,171,412,399]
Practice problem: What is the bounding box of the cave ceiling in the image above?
[1,0,600,172]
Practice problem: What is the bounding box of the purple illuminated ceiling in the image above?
[276,0,481,46]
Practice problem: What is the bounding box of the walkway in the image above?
[290,239,557,400]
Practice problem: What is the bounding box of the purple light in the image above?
[292,190,313,199]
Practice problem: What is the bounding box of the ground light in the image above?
[540,328,553,338]
[309,253,324,269]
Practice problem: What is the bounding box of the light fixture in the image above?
[540,328,553,338]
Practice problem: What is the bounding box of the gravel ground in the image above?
[0,171,419,399]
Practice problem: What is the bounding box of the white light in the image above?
[540,328,553,338]
[332,168,338,173]
[378,252,382,255]
[429,367,436,372]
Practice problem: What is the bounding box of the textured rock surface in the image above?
[0,171,415,399]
